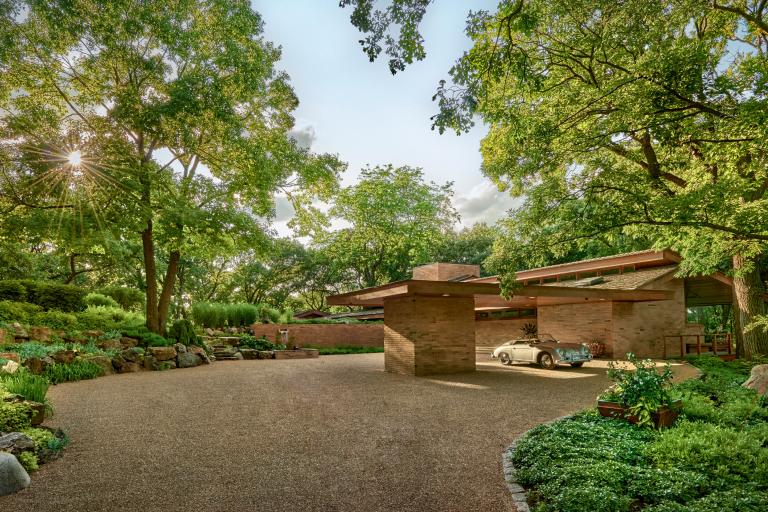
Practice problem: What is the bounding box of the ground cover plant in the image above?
[510,355,768,511]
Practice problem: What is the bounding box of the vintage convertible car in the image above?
[491,334,592,369]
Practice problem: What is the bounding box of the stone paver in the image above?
[0,355,696,512]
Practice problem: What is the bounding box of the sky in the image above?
[251,0,521,235]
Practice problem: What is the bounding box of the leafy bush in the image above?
[0,300,42,324]
[18,280,86,312]
[645,488,768,512]
[16,451,39,472]
[192,302,259,328]
[238,335,280,351]
[119,328,173,348]
[98,286,144,311]
[76,306,145,331]
[43,361,104,384]
[21,427,54,451]
[31,310,79,330]
[304,345,384,355]
[0,400,31,431]
[256,303,281,324]
[84,292,119,308]
[0,371,50,404]
[168,319,199,345]
[0,280,26,302]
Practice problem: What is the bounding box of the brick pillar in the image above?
[383,295,476,376]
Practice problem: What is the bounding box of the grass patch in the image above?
[304,345,384,355]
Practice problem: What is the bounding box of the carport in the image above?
[327,264,672,376]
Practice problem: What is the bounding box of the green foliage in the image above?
[168,319,199,346]
[645,489,768,512]
[0,371,50,404]
[0,400,31,431]
[84,293,119,308]
[238,335,280,351]
[192,302,260,328]
[0,300,42,323]
[31,310,78,330]
[120,328,173,348]
[98,287,144,311]
[304,345,384,355]
[16,451,39,473]
[18,280,86,312]
[43,361,104,384]
[21,427,54,451]
[0,280,26,302]
[75,306,145,331]
[256,304,281,324]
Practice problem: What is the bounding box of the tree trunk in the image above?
[732,254,768,358]
[157,250,181,333]
[142,219,160,333]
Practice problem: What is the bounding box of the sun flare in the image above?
[67,150,82,167]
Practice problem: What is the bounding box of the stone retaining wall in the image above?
[250,323,384,348]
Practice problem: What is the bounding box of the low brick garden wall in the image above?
[250,323,384,348]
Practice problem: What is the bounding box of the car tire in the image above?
[570,362,584,368]
[538,352,556,370]
[499,352,511,365]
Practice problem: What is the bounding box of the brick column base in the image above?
[383,295,476,376]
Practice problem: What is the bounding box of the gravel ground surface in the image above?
[2,354,698,512]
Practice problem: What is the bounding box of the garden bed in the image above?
[505,355,768,512]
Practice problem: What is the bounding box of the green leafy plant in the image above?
[21,427,54,451]
[31,310,79,330]
[0,400,32,431]
[43,361,104,384]
[303,345,384,355]
[17,280,86,312]
[520,322,537,337]
[17,451,39,472]
[238,335,280,351]
[0,300,42,324]
[168,319,199,346]
[97,286,145,312]
[0,371,51,414]
[84,293,120,308]
[0,280,27,302]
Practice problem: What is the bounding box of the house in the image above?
[292,310,330,320]
[327,250,739,376]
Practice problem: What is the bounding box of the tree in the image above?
[2,0,341,333]
[314,164,458,288]
[428,223,498,275]
[341,0,768,357]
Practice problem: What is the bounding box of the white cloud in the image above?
[454,180,522,228]
[288,125,317,150]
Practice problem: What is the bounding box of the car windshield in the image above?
[537,333,557,343]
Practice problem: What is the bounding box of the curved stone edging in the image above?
[501,415,574,512]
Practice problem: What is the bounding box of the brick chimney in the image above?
[412,263,480,281]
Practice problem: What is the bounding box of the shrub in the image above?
[256,304,281,324]
[227,303,258,326]
[239,335,279,351]
[0,400,31,431]
[31,310,79,330]
[192,302,259,328]
[43,361,104,384]
[16,451,39,472]
[168,319,199,345]
[1,371,50,405]
[0,280,26,302]
[120,328,173,348]
[76,306,145,331]
[0,300,42,324]
[304,345,384,355]
[98,286,144,311]
[84,292,119,308]
[18,280,86,312]
[21,427,54,451]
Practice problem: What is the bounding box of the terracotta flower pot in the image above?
[26,401,47,426]
[597,399,682,428]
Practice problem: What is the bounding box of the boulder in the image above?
[0,360,19,374]
[177,351,202,369]
[0,452,30,496]
[83,355,114,375]
[120,337,139,349]
[118,362,142,373]
[50,350,76,364]
[147,346,176,361]
[29,327,52,343]
[257,351,274,360]
[0,433,34,455]
[0,353,20,363]
[97,339,123,351]
[110,355,125,371]
[83,330,104,339]
[743,364,768,396]
[174,343,187,354]
[217,337,241,346]
[240,348,259,360]
[121,347,144,363]
[23,357,45,375]
[63,333,87,344]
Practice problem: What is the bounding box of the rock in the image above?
[0,433,34,455]
[50,350,76,364]
[0,353,20,363]
[26,401,46,426]
[83,330,104,339]
[240,348,259,360]
[0,360,19,374]
[257,351,274,360]
[217,337,241,346]
[118,362,142,373]
[110,355,125,371]
[174,343,187,354]
[83,355,114,375]
[205,328,216,336]
[177,351,202,368]
[121,347,144,363]
[23,357,44,375]
[97,339,123,351]
[29,327,52,343]
[147,346,176,361]
[120,337,139,349]
[744,364,768,396]
[233,352,244,360]
[0,452,30,496]
[63,333,87,344]
[11,323,28,340]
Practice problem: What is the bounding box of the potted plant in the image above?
[587,340,606,358]
[597,353,681,428]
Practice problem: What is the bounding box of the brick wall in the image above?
[384,295,476,376]
[537,301,613,347]
[611,278,686,359]
[475,318,537,350]
[250,323,383,348]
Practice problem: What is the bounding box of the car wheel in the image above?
[538,352,556,370]
[570,362,584,368]
[499,352,511,365]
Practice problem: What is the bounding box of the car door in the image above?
[510,340,534,362]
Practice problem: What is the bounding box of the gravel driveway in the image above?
[1,354,697,512]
